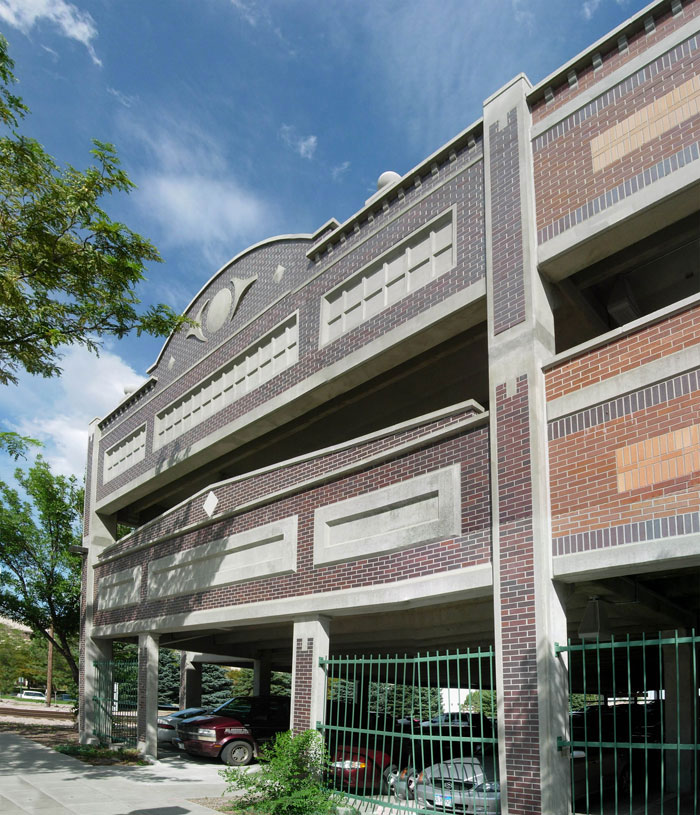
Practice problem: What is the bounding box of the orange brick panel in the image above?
[549,372,700,557]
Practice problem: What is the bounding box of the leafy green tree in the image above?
[370,682,442,720]
[228,667,292,697]
[202,663,235,707]
[0,457,83,684]
[461,690,497,719]
[158,648,181,707]
[0,35,189,388]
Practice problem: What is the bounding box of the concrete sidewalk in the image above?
[0,733,232,814]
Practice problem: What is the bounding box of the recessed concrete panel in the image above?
[98,566,141,610]
[313,464,461,566]
[147,516,298,600]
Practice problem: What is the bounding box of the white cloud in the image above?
[582,0,603,20]
[0,345,144,479]
[120,114,272,260]
[0,0,101,65]
[136,173,268,252]
[331,161,350,181]
[280,124,317,159]
[230,0,259,26]
[107,87,137,108]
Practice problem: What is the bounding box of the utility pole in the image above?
[46,626,53,706]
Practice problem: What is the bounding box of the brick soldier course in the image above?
[81,2,700,813]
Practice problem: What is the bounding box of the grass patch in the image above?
[54,743,149,765]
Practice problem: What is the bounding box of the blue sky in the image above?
[0,0,647,482]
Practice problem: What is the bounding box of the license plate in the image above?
[434,793,452,806]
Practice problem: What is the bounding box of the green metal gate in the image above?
[318,648,498,812]
[92,659,139,747]
[556,631,699,815]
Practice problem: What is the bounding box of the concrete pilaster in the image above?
[137,632,159,757]
[179,651,202,709]
[484,75,570,815]
[290,617,330,733]
[80,418,118,745]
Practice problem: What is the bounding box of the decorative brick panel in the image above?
[92,422,491,628]
[292,637,313,735]
[549,369,700,556]
[545,303,700,402]
[495,375,540,815]
[534,34,700,244]
[489,108,526,335]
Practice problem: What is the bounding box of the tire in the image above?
[220,740,254,766]
[381,764,398,795]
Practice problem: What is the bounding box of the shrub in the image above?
[219,729,351,815]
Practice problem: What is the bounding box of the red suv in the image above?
[174,696,290,765]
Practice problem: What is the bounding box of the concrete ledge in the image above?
[91,563,494,638]
[553,533,700,582]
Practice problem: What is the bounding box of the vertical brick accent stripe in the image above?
[490,109,526,335]
[292,637,313,734]
[496,375,540,815]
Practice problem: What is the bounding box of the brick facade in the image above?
[80,2,700,809]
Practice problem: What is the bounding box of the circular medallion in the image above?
[206,287,233,334]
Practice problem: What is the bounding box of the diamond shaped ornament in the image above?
[202,491,219,518]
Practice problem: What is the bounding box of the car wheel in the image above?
[220,740,254,766]
[381,764,398,795]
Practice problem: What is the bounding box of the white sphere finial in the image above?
[377,171,401,191]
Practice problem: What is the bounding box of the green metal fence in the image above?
[556,631,699,815]
[92,659,139,748]
[318,648,498,812]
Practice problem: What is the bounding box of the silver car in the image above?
[414,757,498,813]
[157,707,207,744]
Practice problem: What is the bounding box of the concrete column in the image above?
[484,75,570,815]
[80,418,118,745]
[290,616,330,733]
[253,655,272,696]
[137,632,159,757]
[662,631,694,795]
[81,636,113,745]
[179,651,202,709]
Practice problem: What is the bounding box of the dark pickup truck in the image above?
[174,695,290,766]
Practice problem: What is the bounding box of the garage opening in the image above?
[319,647,498,812]
[557,630,699,815]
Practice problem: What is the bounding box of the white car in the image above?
[18,690,45,700]
[157,707,207,743]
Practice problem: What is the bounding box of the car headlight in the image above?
[331,760,366,770]
[474,781,499,794]
[194,728,217,741]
